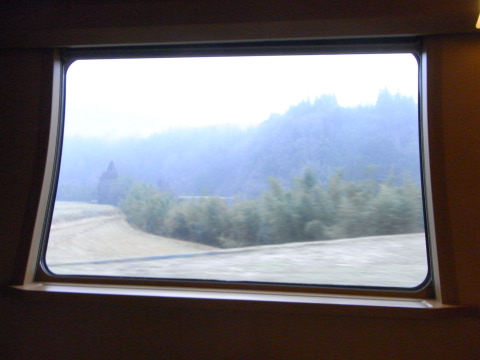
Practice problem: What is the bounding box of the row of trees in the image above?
[120,169,424,248]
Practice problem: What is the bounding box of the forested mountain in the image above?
[56,91,420,202]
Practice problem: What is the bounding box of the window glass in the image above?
[45,53,428,288]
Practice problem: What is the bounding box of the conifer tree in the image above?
[97,161,119,205]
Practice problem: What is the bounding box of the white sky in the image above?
[64,53,418,139]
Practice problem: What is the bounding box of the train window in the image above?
[38,42,430,291]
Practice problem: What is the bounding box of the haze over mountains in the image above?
[56,91,420,202]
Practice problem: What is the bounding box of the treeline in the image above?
[120,169,424,248]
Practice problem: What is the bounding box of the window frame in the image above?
[25,37,436,301]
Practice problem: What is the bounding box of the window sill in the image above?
[9,283,477,320]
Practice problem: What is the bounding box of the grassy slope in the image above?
[46,202,216,264]
[47,202,428,288]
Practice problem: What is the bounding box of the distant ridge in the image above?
[57,92,420,201]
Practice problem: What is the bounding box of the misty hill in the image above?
[56,91,420,201]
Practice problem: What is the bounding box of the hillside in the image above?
[56,92,420,201]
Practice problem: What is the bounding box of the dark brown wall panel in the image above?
[0,49,53,285]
